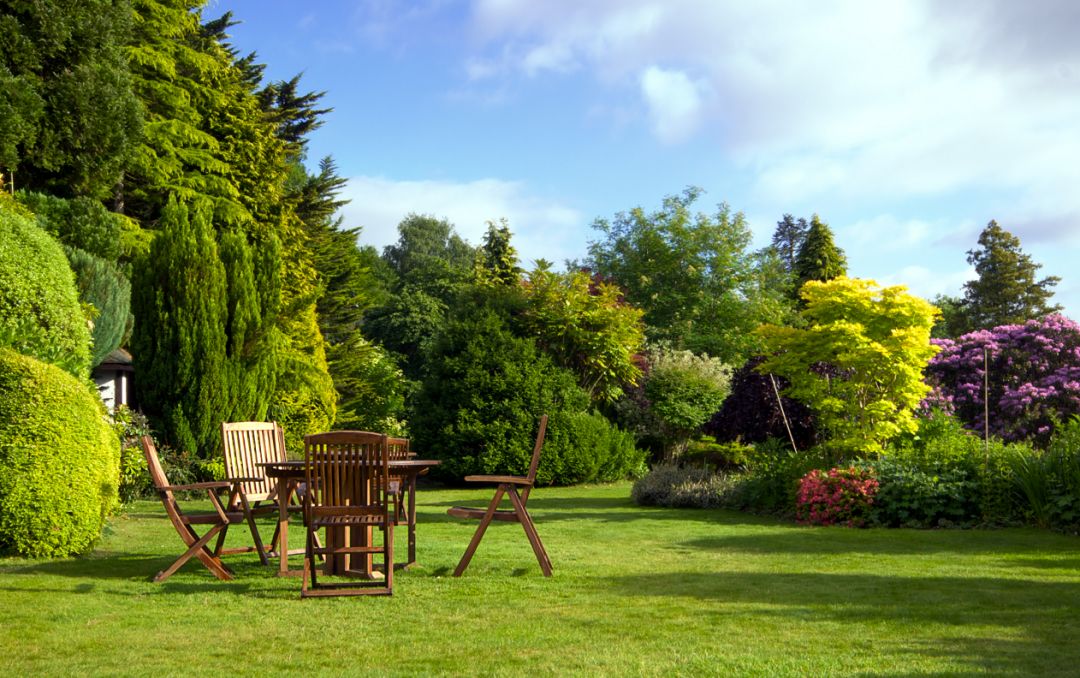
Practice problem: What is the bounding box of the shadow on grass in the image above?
[421,495,787,527]
[604,570,1080,674]
[680,528,1080,557]
[0,550,270,586]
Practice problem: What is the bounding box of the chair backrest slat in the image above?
[520,415,549,504]
[222,421,287,502]
[140,435,188,534]
[304,431,389,514]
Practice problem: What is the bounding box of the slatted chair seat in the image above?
[448,415,552,577]
[140,436,263,582]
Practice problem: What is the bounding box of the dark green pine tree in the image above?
[771,213,809,272]
[793,214,847,295]
[130,198,229,457]
[960,220,1061,330]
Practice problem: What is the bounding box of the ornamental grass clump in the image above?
[796,466,879,527]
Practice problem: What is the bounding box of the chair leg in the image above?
[241,498,269,566]
[385,522,394,594]
[508,487,552,576]
[155,524,233,582]
[453,486,506,577]
[301,527,316,597]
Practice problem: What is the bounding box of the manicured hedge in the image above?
[0,349,120,557]
[0,197,91,376]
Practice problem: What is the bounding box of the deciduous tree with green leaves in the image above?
[588,187,790,364]
[757,277,939,456]
[520,264,645,404]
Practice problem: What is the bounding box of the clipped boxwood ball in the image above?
[0,349,120,557]
[0,197,91,377]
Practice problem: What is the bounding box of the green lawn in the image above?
[2,482,1080,676]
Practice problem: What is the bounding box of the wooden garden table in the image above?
[257,458,439,577]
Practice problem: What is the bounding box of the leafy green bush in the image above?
[0,196,91,376]
[412,291,642,485]
[0,349,120,557]
[111,405,151,504]
[684,436,755,471]
[546,411,647,484]
[737,440,833,515]
[631,464,739,508]
[874,411,1024,526]
[864,457,977,527]
[17,190,123,260]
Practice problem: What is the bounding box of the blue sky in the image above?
[213,0,1080,316]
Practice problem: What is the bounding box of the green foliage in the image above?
[64,247,132,367]
[411,292,640,484]
[132,197,282,457]
[270,307,337,455]
[641,345,731,461]
[631,464,738,508]
[111,405,152,504]
[17,191,124,260]
[793,215,847,294]
[382,213,476,286]
[771,214,809,273]
[1010,416,1080,530]
[545,411,647,484]
[329,333,407,436]
[131,198,228,456]
[0,197,91,376]
[684,437,756,472]
[473,218,521,287]
[958,220,1061,331]
[0,349,120,557]
[0,0,142,198]
[521,265,644,404]
[737,442,833,515]
[588,187,792,364]
[758,277,939,455]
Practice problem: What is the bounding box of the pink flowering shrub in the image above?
[925,314,1080,446]
[796,467,879,527]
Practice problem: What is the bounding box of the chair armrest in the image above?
[228,477,266,483]
[463,475,532,486]
[164,481,232,492]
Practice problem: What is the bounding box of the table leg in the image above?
[407,471,418,567]
[276,479,291,576]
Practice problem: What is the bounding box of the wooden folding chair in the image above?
[301,431,394,598]
[140,436,260,582]
[447,415,552,577]
[221,421,296,563]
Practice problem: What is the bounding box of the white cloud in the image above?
[464,0,1080,243]
[639,66,706,144]
[338,176,585,266]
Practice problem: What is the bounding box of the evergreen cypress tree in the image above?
[794,214,847,294]
[960,220,1061,330]
[131,198,228,457]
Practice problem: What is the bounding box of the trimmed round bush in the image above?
[0,349,120,557]
[0,196,91,376]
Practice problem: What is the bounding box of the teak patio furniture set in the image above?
[140,415,553,597]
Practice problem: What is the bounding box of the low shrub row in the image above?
[633,410,1080,533]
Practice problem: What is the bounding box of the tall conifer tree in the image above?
[794,214,847,295]
[960,220,1060,330]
